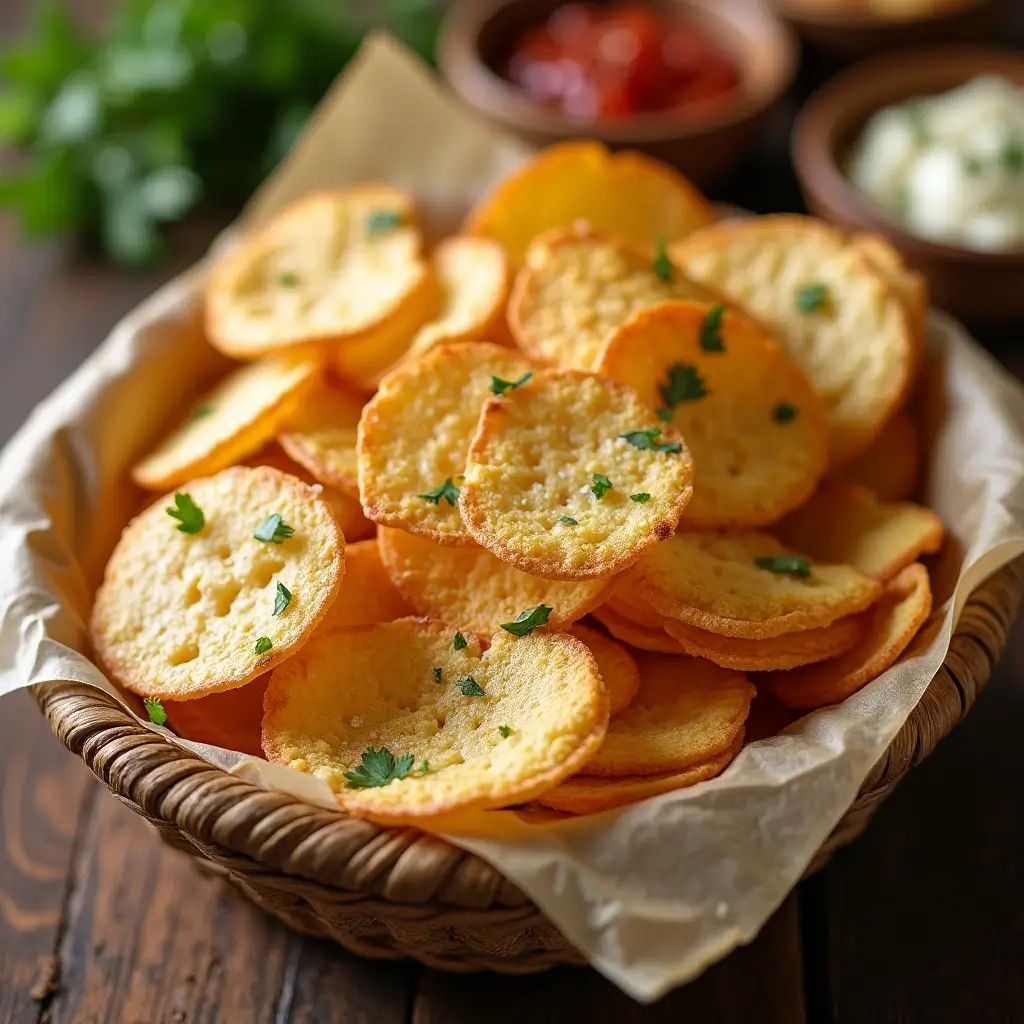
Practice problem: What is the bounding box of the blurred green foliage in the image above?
[0,0,441,265]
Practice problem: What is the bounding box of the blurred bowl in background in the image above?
[439,0,798,187]
[793,47,1024,323]
[770,0,997,63]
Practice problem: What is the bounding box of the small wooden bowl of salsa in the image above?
[439,0,798,186]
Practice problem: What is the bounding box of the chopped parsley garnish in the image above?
[432,667,443,685]
[255,636,273,655]
[366,209,403,234]
[500,604,551,637]
[755,555,811,578]
[344,746,414,789]
[620,427,682,453]
[143,698,166,726]
[453,632,468,651]
[1002,137,1023,175]
[498,725,514,739]
[418,760,430,773]
[190,402,213,421]
[273,582,292,616]
[630,493,651,503]
[418,478,460,506]
[656,406,674,423]
[651,235,672,283]
[699,304,726,352]
[660,363,708,407]
[490,371,533,396]
[558,515,579,525]
[772,402,798,424]
[457,676,486,696]
[591,473,613,499]
[277,270,299,287]
[253,513,294,544]
[167,492,205,534]
[796,283,829,315]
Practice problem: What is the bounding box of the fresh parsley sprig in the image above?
[143,697,167,726]
[500,605,551,637]
[796,283,829,315]
[630,493,651,503]
[253,513,294,544]
[453,632,468,651]
[591,473,613,500]
[344,746,415,789]
[457,676,486,696]
[620,427,681,453]
[418,478,460,506]
[660,364,708,408]
[273,582,292,616]
[699,304,726,352]
[167,493,204,534]
[498,725,514,738]
[254,636,273,655]
[490,371,533,396]
[755,555,811,578]
[772,402,798,424]
[651,235,672,283]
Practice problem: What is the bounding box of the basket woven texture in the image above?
[33,557,1023,973]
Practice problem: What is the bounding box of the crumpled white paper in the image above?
[2,34,1024,1005]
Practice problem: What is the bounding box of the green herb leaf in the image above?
[367,209,403,234]
[659,363,708,407]
[796,283,829,315]
[619,427,682,453]
[1002,136,1023,175]
[457,676,486,696]
[904,107,929,145]
[418,477,460,506]
[143,697,166,726]
[772,402,798,424]
[490,371,533,396]
[699,304,726,352]
[591,473,613,500]
[166,492,204,534]
[253,512,294,544]
[277,270,299,286]
[255,636,273,655]
[453,632,468,651]
[651,235,672,283]
[656,406,674,423]
[498,725,514,738]
[755,555,811,578]
[418,760,430,773]
[963,154,984,177]
[500,604,551,637]
[344,746,415,789]
[432,666,442,685]
[630,492,651,503]
[273,581,292,616]
[558,515,578,525]
[190,402,213,421]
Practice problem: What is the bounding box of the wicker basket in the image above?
[33,557,1023,972]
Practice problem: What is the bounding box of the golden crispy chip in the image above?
[278,381,367,496]
[597,300,829,527]
[164,676,268,757]
[318,539,412,629]
[460,369,694,580]
[262,620,609,823]
[664,613,865,672]
[464,140,714,271]
[579,652,753,777]
[358,342,533,544]
[537,734,742,814]
[131,356,321,491]
[590,602,686,654]
[92,466,344,700]
[759,563,932,709]
[773,481,943,581]
[206,187,427,359]
[672,215,914,464]
[837,411,920,502]
[636,532,882,639]
[569,623,641,716]
[377,527,611,634]
[508,228,719,370]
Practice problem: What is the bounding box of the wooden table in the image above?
[2,8,1024,1021]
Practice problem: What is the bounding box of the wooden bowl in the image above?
[792,48,1024,323]
[770,0,997,63]
[438,0,798,187]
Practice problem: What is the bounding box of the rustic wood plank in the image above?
[413,893,804,1023]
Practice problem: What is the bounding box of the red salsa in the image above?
[504,2,739,121]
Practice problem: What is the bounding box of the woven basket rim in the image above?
[34,556,1024,914]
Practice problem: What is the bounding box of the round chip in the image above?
[318,539,412,630]
[464,140,715,271]
[357,342,534,544]
[131,356,321,491]
[163,676,268,757]
[569,623,641,716]
[460,369,694,580]
[206,187,428,359]
[508,228,719,370]
[672,215,914,464]
[590,602,686,654]
[773,482,943,581]
[837,411,921,502]
[578,653,753,777]
[92,466,345,700]
[636,532,882,639]
[262,620,609,823]
[597,300,829,527]
[377,527,611,634]
[759,563,932,710]
[537,735,742,815]
[278,381,367,496]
